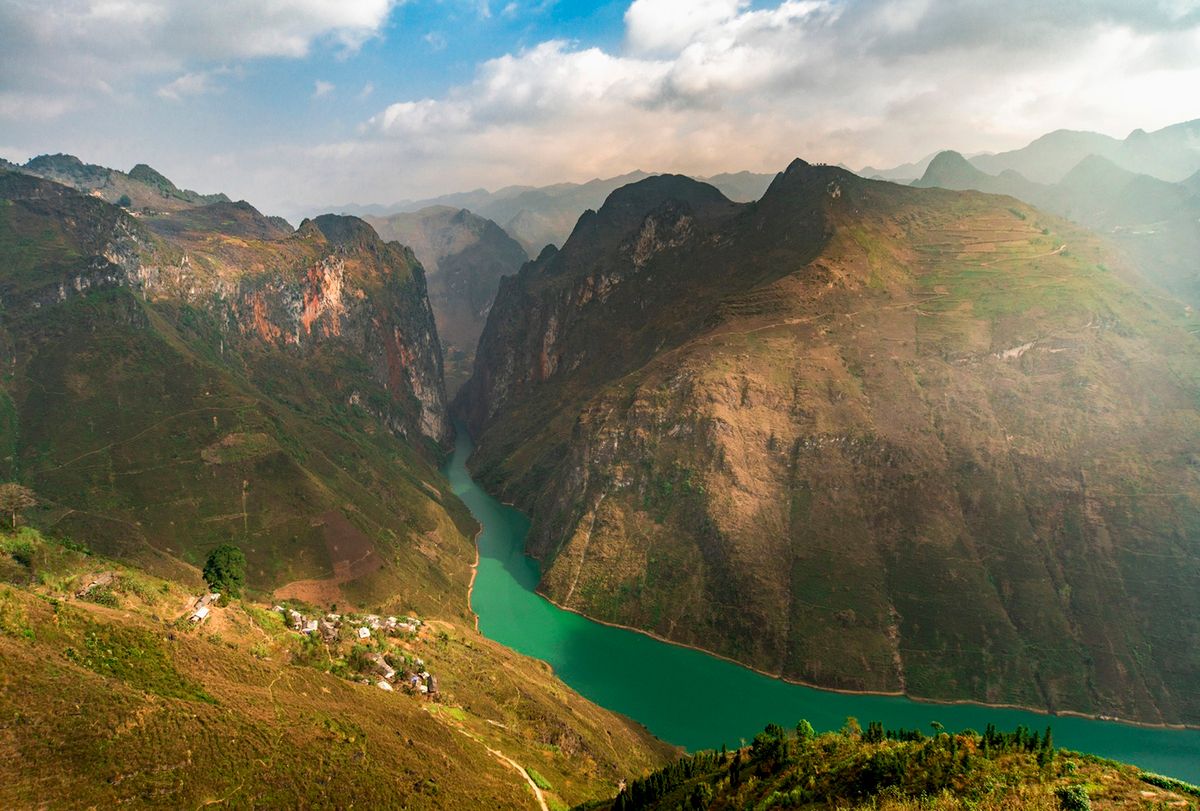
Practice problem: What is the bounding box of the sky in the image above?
[2,0,1199,221]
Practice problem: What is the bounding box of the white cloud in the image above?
[624,0,747,55]
[327,0,1200,208]
[313,80,336,98]
[359,81,376,100]
[158,71,218,101]
[0,0,400,119]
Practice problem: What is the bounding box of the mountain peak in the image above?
[25,153,85,171]
[913,150,990,188]
[128,163,179,192]
[596,173,732,223]
[302,213,383,250]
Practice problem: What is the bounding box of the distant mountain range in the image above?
[334,170,775,254]
[865,118,1200,186]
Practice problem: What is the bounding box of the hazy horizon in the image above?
[4,0,1199,220]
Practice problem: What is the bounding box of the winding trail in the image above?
[442,722,549,811]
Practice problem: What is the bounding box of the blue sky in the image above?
[2,0,1198,220]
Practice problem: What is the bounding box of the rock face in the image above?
[0,168,463,601]
[365,206,528,394]
[457,162,1200,725]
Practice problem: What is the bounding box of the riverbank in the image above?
[447,427,1200,781]
[535,587,1199,734]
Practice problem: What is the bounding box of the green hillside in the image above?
[0,167,461,612]
[582,720,1200,810]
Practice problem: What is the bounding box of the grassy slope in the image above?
[462,166,1200,724]
[0,530,676,809]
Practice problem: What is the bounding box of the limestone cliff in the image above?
[365,206,528,394]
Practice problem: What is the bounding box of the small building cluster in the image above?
[189,591,221,623]
[271,605,438,697]
[275,607,423,640]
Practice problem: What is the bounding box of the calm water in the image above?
[445,429,1200,782]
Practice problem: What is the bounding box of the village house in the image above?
[366,652,396,681]
[188,592,220,623]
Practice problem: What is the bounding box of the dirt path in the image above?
[439,720,548,811]
[978,243,1065,268]
[37,406,242,474]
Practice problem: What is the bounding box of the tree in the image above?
[1056,785,1091,811]
[116,194,132,207]
[795,719,816,743]
[202,543,246,597]
[0,483,36,528]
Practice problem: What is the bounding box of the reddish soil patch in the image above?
[272,510,383,606]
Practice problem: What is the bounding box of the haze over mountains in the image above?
[335,170,775,255]
[364,206,530,393]
[912,141,1200,308]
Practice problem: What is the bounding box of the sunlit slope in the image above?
[0,532,674,809]
[459,162,1200,724]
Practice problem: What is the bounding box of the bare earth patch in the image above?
[272,510,383,607]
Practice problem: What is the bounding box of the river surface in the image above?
[445,430,1200,782]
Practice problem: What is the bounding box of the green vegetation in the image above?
[0,169,475,619]
[587,720,1192,811]
[202,543,246,597]
[0,526,675,808]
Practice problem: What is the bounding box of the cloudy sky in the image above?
[2,0,1199,220]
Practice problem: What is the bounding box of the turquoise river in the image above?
[445,430,1200,782]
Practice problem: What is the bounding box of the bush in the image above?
[1056,785,1091,811]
